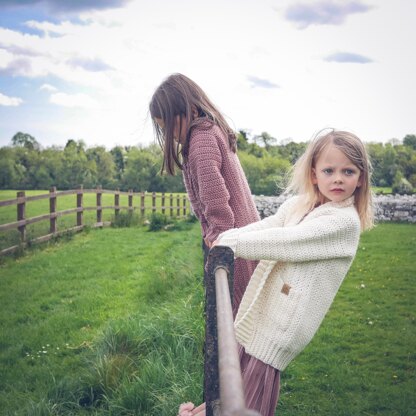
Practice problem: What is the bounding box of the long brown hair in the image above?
[149,73,237,175]
[286,129,374,230]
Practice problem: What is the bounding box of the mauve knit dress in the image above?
[182,121,280,416]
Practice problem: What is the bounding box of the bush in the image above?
[148,212,169,231]
[392,176,413,195]
[111,211,141,228]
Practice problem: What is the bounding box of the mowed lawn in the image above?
[0,221,415,415]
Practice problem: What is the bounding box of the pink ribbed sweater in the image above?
[182,121,260,311]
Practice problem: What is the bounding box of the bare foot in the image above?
[177,402,206,416]
[178,402,195,416]
[192,402,206,416]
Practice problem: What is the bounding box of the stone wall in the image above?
[253,194,416,223]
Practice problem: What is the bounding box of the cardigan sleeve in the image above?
[222,209,360,262]
[182,170,204,223]
[188,130,234,242]
[217,196,298,251]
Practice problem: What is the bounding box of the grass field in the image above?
[0,190,190,252]
[0,220,415,415]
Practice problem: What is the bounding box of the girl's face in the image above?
[312,143,362,203]
[154,116,187,145]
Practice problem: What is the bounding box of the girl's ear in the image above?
[311,168,318,184]
[191,106,198,119]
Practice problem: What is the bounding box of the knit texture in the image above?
[183,121,260,243]
[182,121,260,312]
[218,195,361,371]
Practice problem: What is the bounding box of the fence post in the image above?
[170,193,174,217]
[161,193,166,215]
[152,192,156,213]
[17,191,26,243]
[96,185,102,224]
[49,186,57,234]
[115,188,120,218]
[128,190,133,213]
[205,246,235,416]
[183,195,187,217]
[140,192,145,217]
[176,194,180,217]
[77,185,83,227]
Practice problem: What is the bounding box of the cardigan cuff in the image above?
[216,229,240,254]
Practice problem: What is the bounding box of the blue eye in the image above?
[323,168,333,174]
[344,169,355,176]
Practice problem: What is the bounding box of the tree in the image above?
[61,140,95,188]
[11,132,40,151]
[87,146,116,188]
[110,146,127,180]
[392,171,413,194]
[367,143,399,187]
[0,147,25,188]
[122,147,158,191]
[237,130,251,151]
[254,131,277,150]
[274,141,307,164]
[239,152,291,195]
[403,134,416,150]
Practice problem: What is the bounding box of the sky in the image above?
[0,0,415,149]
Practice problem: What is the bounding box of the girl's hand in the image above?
[204,237,212,248]
[211,239,219,248]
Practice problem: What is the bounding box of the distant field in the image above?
[372,186,392,194]
[0,221,414,415]
[0,189,190,252]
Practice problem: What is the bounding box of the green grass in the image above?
[0,222,415,415]
[372,187,393,195]
[0,219,204,415]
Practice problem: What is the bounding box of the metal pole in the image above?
[215,267,261,416]
[205,246,261,416]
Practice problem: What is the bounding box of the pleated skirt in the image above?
[239,345,280,416]
[234,258,281,416]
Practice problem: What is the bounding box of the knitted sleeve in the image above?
[217,196,298,251]
[182,170,203,222]
[188,130,234,242]
[224,209,360,262]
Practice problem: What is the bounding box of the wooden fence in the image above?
[0,186,190,256]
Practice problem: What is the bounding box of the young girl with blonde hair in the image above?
[181,129,374,416]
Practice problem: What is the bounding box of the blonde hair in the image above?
[286,129,374,231]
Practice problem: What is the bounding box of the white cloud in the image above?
[40,83,57,92]
[0,0,415,148]
[0,0,131,14]
[284,1,373,29]
[0,92,23,106]
[50,92,98,109]
[324,51,373,63]
[247,76,280,89]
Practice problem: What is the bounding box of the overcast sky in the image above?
[0,0,415,149]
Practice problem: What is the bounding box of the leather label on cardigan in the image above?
[281,283,291,295]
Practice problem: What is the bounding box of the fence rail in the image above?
[0,186,190,256]
[205,246,260,416]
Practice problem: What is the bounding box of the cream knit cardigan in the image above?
[217,195,361,371]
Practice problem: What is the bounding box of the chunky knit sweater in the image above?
[182,121,260,243]
[217,195,361,371]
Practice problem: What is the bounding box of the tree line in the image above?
[1,131,415,195]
